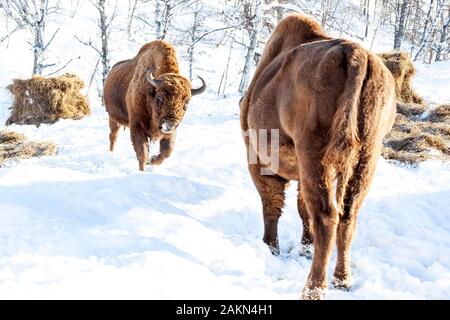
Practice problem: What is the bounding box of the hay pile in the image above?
[428,104,450,123]
[6,73,90,126]
[379,52,423,104]
[378,51,450,163]
[0,130,56,166]
[382,103,450,163]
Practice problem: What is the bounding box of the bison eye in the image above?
[156,96,163,106]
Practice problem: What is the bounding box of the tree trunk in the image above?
[32,0,47,75]
[364,0,370,39]
[394,0,408,50]
[188,9,199,80]
[410,0,420,55]
[155,0,162,39]
[127,0,138,39]
[436,8,450,61]
[239,30,258,93]
[414,0,435,58]
[239,0,262,94]
[160,0,171,40]
[98,0,110,87]
[414,0,444,61]
[321,0,331,27]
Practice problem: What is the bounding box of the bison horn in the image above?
[146,68,162,87]
[191,76,206,96]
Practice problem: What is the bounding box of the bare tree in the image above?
[127,0,139,39]
[186,2,204,80]
[70,0,82,18]
[155,0,163,38]
[414,0,445,61]
[238,0,263,94]
[154,0,195,39]
[184,2,241,81]
[76,0,117,87]
[370,1,387,49]
[1,0,62,75]
[363,0,370,39]
[394,0,410,50]
[321,0,332,26]
[435,2,450,61]
[217,39,235,95]
[0,8,23,45]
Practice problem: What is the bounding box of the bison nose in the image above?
[160,120,176,134]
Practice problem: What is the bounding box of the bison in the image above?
[240,14,396,299]
[104,40,206,171]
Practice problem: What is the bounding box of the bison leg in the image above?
[130,122,149,171]
[333,217,357,290]
[297,186,313,258]
[248,164,288,255]
[150,133,176,166]
[109,118,121,152]
[333,149,379,290]
[298,149,338,300]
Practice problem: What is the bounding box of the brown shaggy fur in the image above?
[6,73,90,126]
[379,52,423,104]
[0,130,56,166]
[240,13,396,300]
[104,40,205,171]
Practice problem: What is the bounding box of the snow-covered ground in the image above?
[1,75,449,299]
[0,1,449,300]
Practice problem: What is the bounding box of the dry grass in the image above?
[382,103,450,164]
[427,104,450,123]
[396,102,426,118]
[6,73,90,126]
[378,53,449,164]
[379,51,424,104]
[0,130,56,166]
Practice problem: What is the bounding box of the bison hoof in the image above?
[269,245,280,256]
[300,244,313,260]
[149,155,164,166]
[332,277,352,291]
[302,286,327,300]
[263,238,280,256]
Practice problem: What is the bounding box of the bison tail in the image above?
[322,44,368,212]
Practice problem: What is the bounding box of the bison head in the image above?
[146,69,206,135]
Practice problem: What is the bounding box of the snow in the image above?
[414,61,450,104]
[0,1,449,300]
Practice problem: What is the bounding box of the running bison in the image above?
[240,14,396,299]
[104,40,206,171]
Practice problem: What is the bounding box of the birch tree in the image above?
[154,0,194,39]
[414,0,445,61]
[186,2,205,80]
[127,0,139,39]
[436,4,450,61]
[238,0,263,94]
[155,0,162,38]
[321,0,332,27]
[394,0,410,50]
[1,0,62,75]
[76,0,117,87]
